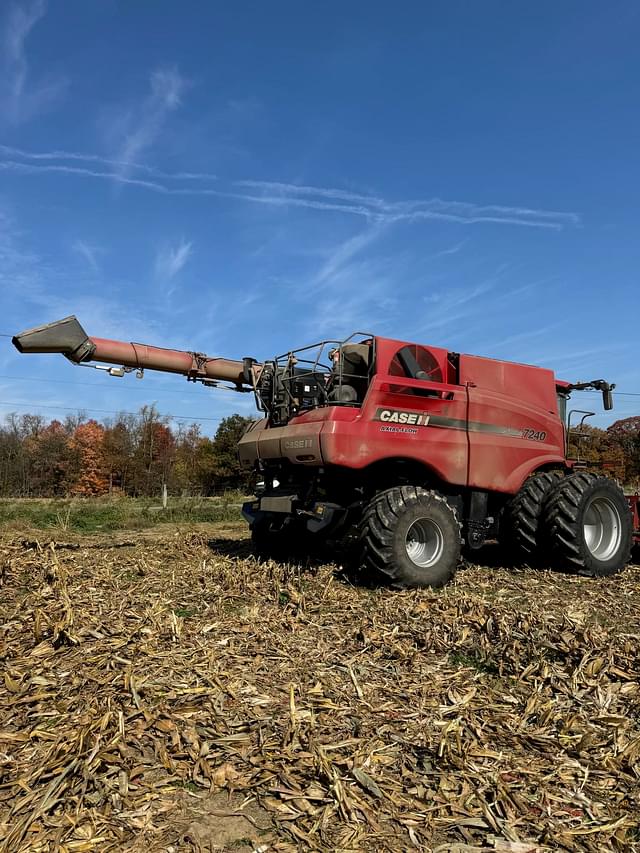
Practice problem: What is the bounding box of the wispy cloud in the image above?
[484,324,562,352]
[0,158,172,192]
[424,265,508,310]
[0,143,218,181]
[313,223,387,286]
[237,180,580,230]
[72,239,101,272]
[0,144,580,230]
[0,0,66,125]
[155,239,193,281]
[284,225,403,338]
[112,67,188,181]
[306,260,399,338]
[429,239,467,259]
[409,264,516,343]
[534,343,631,371]
[0,211,160,346]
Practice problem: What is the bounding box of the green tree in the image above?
[25,419,77,496]
[103,417,136,493]
[209,414,255,492]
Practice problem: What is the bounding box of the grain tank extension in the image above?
[13,315,639,587]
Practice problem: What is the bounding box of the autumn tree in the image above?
[129,405,176,496]
[172,423,208,494]
[69,420,109,496]
[103,417,136,493]
[607,417,640,483]
[0,414,34,496]
[24,419,77,496]
[191,436,219,494]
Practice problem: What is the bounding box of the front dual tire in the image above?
[359,486,461,588]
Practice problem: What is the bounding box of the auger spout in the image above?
[12,316,259,387]
[12,315,96,361]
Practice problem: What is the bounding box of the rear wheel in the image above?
[503,470,564,561]
[360,486,461,588]
[543,472,632,576]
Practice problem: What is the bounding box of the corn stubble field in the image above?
[1,518,639,853]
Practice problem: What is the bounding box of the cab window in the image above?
[557,393,567,422]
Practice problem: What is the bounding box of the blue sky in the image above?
[1,0,639,431]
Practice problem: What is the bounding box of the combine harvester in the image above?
[13,316,640,587]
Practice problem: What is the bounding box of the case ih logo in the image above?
[284,438,313,449]
[374,408,430,426]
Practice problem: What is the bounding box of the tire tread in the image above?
[359,486,460,588]
[504,471,564,559]
[543,472,631,576]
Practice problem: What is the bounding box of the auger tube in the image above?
[12,315,259,387]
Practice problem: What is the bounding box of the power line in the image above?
[0,372,640,397]
[0,399,223,422]
[579,391,640,398]
[1,370,639,397]
[0,372,214,396]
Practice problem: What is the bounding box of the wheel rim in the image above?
[405,518,444,568]
[583,496,622,561]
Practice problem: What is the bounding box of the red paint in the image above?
[86,332,638,536]
[245,336,568,496]
[88,337,252,385]
[629,494,640,545]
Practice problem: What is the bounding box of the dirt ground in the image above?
[1,523,639,852]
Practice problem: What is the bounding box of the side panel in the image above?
[462,356,566,493]
[237,417,324,466]
[321,376,470,486]
[238,419,264,466]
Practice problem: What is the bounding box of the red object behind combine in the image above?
[629,494,640,545]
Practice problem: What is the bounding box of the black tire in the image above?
[543,472,632,577]
[360,486,461,588]
[503,470,564,561]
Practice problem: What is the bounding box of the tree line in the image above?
[0,407,639,499]
[0,406,255,498]
[575,416,640,488]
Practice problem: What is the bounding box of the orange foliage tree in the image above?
[69,420,109,496]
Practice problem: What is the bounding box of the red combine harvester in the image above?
[13,316,640,587]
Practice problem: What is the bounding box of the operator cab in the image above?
[328,342,372,403]
[255,334,375,425]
